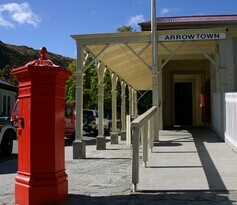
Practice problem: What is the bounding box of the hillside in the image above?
[0,41,74,85]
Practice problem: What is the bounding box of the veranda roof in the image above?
[72,28,227,91]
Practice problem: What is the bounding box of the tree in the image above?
[83,66,98,109]
[65,60,99,108]
[116,26,135,32]
[0,65,18,86]
[137,91,152,114]
[65,61,76,103]
[65,60,112,115]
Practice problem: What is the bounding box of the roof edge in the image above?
[139,14,237,31]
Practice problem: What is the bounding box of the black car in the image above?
[0,118,17,156]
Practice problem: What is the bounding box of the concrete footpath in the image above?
[138,129,237,192]
[1,131,237,204]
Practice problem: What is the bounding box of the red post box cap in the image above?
[39,47,47,60]
[22,46,59,67]
[12,46,72,79]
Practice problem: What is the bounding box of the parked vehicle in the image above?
[11,100,76,141]
[83,109,111,135]
[0,118,17,156]
[11,100,111,140]
[64,104,75,140]
[10,99,19,127]
[0,116,10,121]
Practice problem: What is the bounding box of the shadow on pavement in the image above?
[85,157,131,160]
[154,141,182,147]
[62,191,234,205]
[65,135,110,147]
[191,130,227,191]
[160,129,228,191]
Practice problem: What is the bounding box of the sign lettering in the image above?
[159,33,226,42]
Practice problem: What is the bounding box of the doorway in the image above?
[174,82,193,126]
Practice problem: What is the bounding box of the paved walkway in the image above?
[138,129,237,192]
[1,130,237,204]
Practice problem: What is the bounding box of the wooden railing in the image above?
[131,106,157,192]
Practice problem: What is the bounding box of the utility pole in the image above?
[151,0,160,140]
[151,0,158,76]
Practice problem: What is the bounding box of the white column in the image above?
[120,81,127,140]
[121,81,126,129]
[98,81,104,136]
[96,62,106,150]
[111,72,118,144]
[219,39,227,140]
[134,90,138,116]
[73,42,86,159]
[129,86,134,115]
[158,59,163,130]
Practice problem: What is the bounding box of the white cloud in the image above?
[0,16,14,27]
[160,7,180,16]
[160,8,171,15]
[127,14,145,26]
[0,2,41,28]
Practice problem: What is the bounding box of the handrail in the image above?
[131,106,157,129]
[131,106,157,192]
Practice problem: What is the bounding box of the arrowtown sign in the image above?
[159,33,226,41]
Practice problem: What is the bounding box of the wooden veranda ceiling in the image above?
[72,29,221,91]
[87,42,153,90]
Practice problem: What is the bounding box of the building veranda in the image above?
[71,14,237,158]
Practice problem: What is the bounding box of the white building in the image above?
[0,80,17,117]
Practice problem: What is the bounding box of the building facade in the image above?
[140,15,237,137]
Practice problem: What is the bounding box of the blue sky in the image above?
[0,0,237,58]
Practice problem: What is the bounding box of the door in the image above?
[174,82,193,126]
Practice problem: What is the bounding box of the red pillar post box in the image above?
[12,47,71,205]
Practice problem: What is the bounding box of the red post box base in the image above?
[15,171,68,205]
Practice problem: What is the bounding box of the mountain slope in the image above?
[0,41,74,85]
